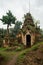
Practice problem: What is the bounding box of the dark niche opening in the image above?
[26,35,31,47]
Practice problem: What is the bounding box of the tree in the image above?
[35,20,40,28]
[0,10,16,36]
[13,21,22,37]
[34,20,40,33]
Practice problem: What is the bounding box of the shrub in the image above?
[32,45,38,51]
[15,47,22,51]
[0,39,3,47]
[0,54,7,65]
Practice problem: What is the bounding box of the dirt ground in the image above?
[6,52,21,65]
[16,44,43,65]
[24,45,43,65]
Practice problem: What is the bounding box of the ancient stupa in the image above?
[21,12,35,47]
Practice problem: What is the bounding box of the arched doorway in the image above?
[26,35,31,47]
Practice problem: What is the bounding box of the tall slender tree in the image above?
[0,10,16,35]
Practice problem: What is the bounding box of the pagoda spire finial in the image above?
[29,0,30,13]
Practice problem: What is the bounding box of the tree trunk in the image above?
[7,24,9,36]
[7,24,9,45]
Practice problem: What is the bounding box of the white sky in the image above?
[0,0,43,29]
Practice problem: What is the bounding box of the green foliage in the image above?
[0,28,6,38]
[0,39,3,47]
[0,10,16,38]
[22,13,35,33]
[13,21,22,36]
[13,42,19,46]
[0,42,2,47]
[16,42,43,65]
[24,13,35,25]
[15,47,22,51]
[0,10,16,25]
[27,25,35,32]
[15,44,24,51]
[0,47,17,65]
[13,42,24,51]
[32,45,38,51]
[34,20,41,34]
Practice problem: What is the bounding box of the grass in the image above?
[0,47,17,65]
[0,43,24,65]
[16,42,43,65]
[0,42,43,65]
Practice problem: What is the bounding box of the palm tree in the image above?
[0,10,16,36]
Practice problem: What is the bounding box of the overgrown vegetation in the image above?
[0,42,24,65]
[0,41,43,65]
[0,50,15,65]
[0,11,43,47]
[16,42,43,65]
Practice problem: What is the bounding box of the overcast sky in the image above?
[0,0,43,29]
